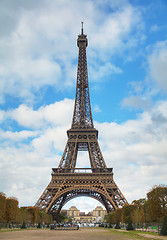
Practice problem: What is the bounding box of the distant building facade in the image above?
[67,206,80,218]
[67,206,107,223]
[93,206,107,218]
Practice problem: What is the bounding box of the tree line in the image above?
[0,185,167,232]
[0,192,52,228]
[105,185,167,234]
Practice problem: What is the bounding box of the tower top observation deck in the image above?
[77,22,88,47]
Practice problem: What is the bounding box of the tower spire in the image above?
[81,21,84,35]
[72,24,91,129]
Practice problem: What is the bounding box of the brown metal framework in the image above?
[35,24,128,217]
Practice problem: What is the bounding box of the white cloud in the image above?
[96,101,167,202]
[150,24,160,32]
[90,62,122,82]
[128,81,144,94]
[0,130,39,141]
[93,104,102,113]
[121,40,167,111]
[4,98,74,129]
[92,4,143,54]
[31,126,68,154]
[122,95,152,110]
[0,0,144,103]
[148,40,167,92]
[0,99,167,208]
[0,110,5,123]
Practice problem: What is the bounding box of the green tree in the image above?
[105,212,113,227]
[114,209,122,228]
[147,186,167,224]
[37,210,52,225]
[132,198,146,227]
[122,204,135,230]
[57,213,68,223]
[0,192,6,223]
[38,211,44,224]
[17,207,30,225]
[160,215,167,235]
[5,197,19,225]
[27,207,38,225]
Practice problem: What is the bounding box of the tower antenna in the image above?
[81,22,84,34]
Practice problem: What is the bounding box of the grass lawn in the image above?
[107,228,167,240]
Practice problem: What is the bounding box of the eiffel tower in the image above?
[35,23,127,217]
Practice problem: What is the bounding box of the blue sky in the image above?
[0,0,167,213]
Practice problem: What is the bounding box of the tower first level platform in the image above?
[36,168,127,214]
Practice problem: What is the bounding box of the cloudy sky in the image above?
[0,0,167,213]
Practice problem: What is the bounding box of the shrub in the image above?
[108,223,113,228]
[160,215,167,236]
[115,223,121,229]
[37,223,41,228]
[126,220,134,230]
[20,222,27,229]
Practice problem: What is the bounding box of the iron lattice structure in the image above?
[35,25,128,217]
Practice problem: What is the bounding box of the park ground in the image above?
[0,228,167,240]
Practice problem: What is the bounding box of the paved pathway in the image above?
[0,228,167,240]
[0,228,132,240]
